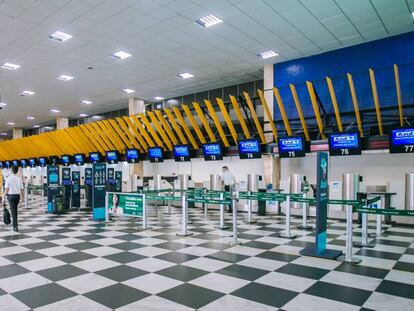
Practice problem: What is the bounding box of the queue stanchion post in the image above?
[230,196,242,246]
[338,204,361,264]
[164,200,174,215]
[216,192,229,230]
[354,199,375,248]
[375,196,383,237]
[105,192,109,222]
[279,195,297,239]
[24,185,29,209]
[142,194,151,230]
[297,193,313,230]
[177,193,193,237]
[246,191,257,224]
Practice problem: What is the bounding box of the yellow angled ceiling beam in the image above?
[123,116,148,150]
[229,95,250,139]
[107,119,131,150]
[86,123,110,153]
[272,88,292,137]
[154,110,178,145]
[172,107,198,149]
[103,120,126,150]
[90,122,113,151]
[243,92,266,144]
[394,64,404,126]
[369,69,384,136]
[288,84,310,141]
[216,98,238,145]
[192,102,216,143]
[130,115,155,147]
[80,125,105,153]
[117,118,143,152]
[347,73,364,137]
[257,89,278,142]
[164,108,187,145]
[147,111,173,150]
[182,104,206,144]
[138,114,165,148]
[204,99,229,147]
[96,121,119,150]
[326,77,343,132]
[306,81,326,140]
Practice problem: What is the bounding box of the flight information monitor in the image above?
[39,157,47,167]
[238,139,262,159]
[0,162,3,168]
[20,159,27,168]
[61,155,70,166]
[148,147,164,163]
[29,158,36,168]
[5,161,10,168]
[106,150,118,164]
[126,148,139,163]
[74,154,85,165]
[173,144,190,162]
[89,152,101,163]
[12,160,18,167]
[389,127,414,154]
[278,136,306,158]
[329,132,361,156]
[202,143,223,161]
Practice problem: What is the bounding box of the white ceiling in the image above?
[0,0,413,132]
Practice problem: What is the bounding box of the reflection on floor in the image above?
[0,197,413,311]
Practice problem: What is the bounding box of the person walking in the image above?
[3,166,24,231]
[221,166,235,212]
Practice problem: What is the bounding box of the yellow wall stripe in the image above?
[182,105,206,144]
[272,88,292,137]
[306,81,326,140]
[394,64,404,126]
[326,77,343,132]
[216,98,238,145]
[369,69,384,136]
[204,99,230,147]
[347,73,364,137]
[172,107,198,149]
[257,89,278,142]
[229,95,250,139]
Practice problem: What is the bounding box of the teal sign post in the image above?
[72,171,81,208]
[300,152,342,259]
[92,162,106,221]
[47,165,60,213]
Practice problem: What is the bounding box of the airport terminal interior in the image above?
[1,0,414,310]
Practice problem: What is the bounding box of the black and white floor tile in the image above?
[0,196,413,310]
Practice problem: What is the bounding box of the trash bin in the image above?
[258,189,267,216]
[53,194,64,214]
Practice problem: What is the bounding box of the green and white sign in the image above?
[108,193,143,217]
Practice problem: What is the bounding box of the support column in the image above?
[128,98,145,187]
[13,128,23,139]
[56,117,69,130]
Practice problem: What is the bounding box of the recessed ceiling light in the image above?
[259,50,278,59]
[112,51,131,60]
[177,73,194,79]
[79,113,88,117]
[26,116,35,120]
[122,88,135,94]
[51,109,60,113]
[49,31,72,42]
[195,14,223,28]
[6,122,15,126]
[33,125,40,128]
[0,102,7,107]
[92,115,102,119]
[57,74,74,81]
[81,100,93,105]
[1,63,20,70]
[20,90,35,96]
[0,132,7,136]
[154,96,164,101]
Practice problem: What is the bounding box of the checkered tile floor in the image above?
[1,196,414,311]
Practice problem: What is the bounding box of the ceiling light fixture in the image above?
[49,31,72,42]
[176,73,194,79]
[154,96,164,101]
[259,50,278,59]
[1,63,20,70]
[6,122,15,126]
[122,88,135,94]
[20,90,35,96]
[51,109,60,113]
[112,51,131,60]
[81,100,92,105]
[79,113,88,117]
[33,125,40,128]
[26,116,35,120]
[0,102,7,107]
[0,132,7,136]
[195,14,223,28]
[57,74,74,81]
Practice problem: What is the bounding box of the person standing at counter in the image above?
[221,166,235,212]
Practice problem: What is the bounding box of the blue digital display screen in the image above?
[173,145,190,157]
[12,160,18,167]
[61,156,70,164]
[20,160,27,167]
[279,137,304,152]
[330,133,359,149]
[391,128,414,145]
[89,153,100,162]
[39,158,46,166]
[203,143,221,156]
[126,149,138,160]
[74,154,84,163]
[0,162,3,168]
[149,147,162,158]
[239,140,260,153]
[29,159,36,167]
[5,161,10,168]
[106,151,118,161]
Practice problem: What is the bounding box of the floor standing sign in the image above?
[85,168,93,208]
[115,171,122,192]
[47,165,60,213]
[92,162,107,221]
[300,152,342,259]
[72,171,81,208]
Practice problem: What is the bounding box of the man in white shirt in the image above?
[3,166,24,231]
[221,166,235,212]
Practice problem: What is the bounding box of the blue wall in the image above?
[273,32,414,123]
